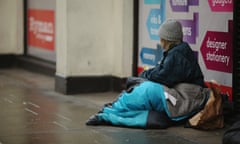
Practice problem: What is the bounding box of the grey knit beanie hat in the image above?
[158,19,183,41]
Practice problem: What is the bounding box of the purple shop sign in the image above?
[170,0,199,12]
[178,13,199,44]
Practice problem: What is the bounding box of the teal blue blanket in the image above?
[98,81,169,128]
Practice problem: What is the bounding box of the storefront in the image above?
[137,0,233,101]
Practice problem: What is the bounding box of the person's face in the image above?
[160,38,167,51]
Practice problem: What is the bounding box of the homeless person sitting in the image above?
[86,19,217,129]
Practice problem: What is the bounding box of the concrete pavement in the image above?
[0,68,226,144]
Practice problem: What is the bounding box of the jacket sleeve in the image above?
[140,52,190,87]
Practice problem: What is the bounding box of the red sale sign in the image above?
[28,9,55,51]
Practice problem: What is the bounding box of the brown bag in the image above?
[187,81,224,130]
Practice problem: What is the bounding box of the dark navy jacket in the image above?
[140,42,205,88]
